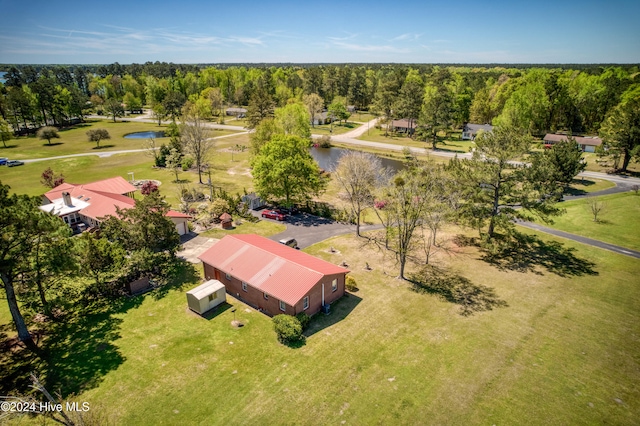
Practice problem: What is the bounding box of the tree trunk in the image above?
[1,273,39,353]
[621,150,631,172]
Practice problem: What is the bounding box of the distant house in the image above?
[311,111,330,126]
[391,118,417,135]
[198,234,349,316]
[347,105,356,113]
[226,107,247,117]
[543,134,603,153]
[462,123,494,140]
[40,177,191,235]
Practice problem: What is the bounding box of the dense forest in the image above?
[1,62,638,156]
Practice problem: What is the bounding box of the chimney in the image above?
[62,192,73,207]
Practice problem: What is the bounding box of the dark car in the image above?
[279,238,298,249]
[261,210,285,221]
[6,160,24,167]
[0,157,7,165]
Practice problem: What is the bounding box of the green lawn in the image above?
[199,219,286,239]
[310,121,360,136]
[3,226,637,425]
[538,191,640,251]
[357,127,475,153]
[0,120,239,160]
[565,177,615,195]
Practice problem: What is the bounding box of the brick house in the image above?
[543,134,603,153]
[198,234,349,316]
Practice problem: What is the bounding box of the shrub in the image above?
[141,181,158,195]
[317,135,332,148]
[295,312,310,331]
[181,156,194,171]
[345,276,358,292]
[272,314,303,343]
[208,198,231,222]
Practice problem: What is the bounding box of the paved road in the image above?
[517,221,640,259]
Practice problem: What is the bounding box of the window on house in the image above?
[208,292,217,301]
[332,279,338,292]
[303,296,309,310]
[242,282,247,292]
[225,273,231,281]
[264,292,268,300]
[279,300,286,311]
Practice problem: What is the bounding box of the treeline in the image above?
[1,63,638,138]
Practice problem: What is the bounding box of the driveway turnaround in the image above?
[177,235,219,263]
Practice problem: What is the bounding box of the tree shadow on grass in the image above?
[304,292,362,337]
[408,265,507,316]
[42,142,64,147]
[563,178,597,196]
[92,144,115,150]
[474,232,599,277]
[151,257,200,300]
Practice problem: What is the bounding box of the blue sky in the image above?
[0,0,638,64]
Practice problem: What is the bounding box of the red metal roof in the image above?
[198,234,349,306]
[166,210,192,218]
[543,134,602,146]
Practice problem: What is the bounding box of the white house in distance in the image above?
[462,123,494,140]
[543,134,603,153]
[40,176,191,235]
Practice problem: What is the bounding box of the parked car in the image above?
[261,210,285,221]
[6,160,24,167]
[279,238,298,249]
[0,158,7,165]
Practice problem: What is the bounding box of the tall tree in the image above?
[447,125,562,239]
[246,86,275,129]
[334,151,389,237]
[419,80,454,149]
[303,93,324,128]
[252,135,325,206]
[78,232,125,287]
[382,164,438,279]
[0,184,54,352]
[100,191,181,255]
[599,86,640,172]
[104,98,124,122]
[533,138,586,192]
[180,102,213,184]
[0,117,13,148]
[394,72,424,137]
[274,102,311,139]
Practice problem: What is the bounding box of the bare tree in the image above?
[333,151,390,236]
[588,198,606,222]
[180,102,212,184]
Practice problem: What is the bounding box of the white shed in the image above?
[186,280,226,314]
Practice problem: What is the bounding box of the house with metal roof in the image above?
[543,134,603,153]
[198,234,349,316]
[40,176,190,235]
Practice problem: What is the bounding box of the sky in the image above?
[0,0,639,64]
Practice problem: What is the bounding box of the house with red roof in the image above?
[198,234,349,316]
[40,176,191,235]
[543,134,603,153]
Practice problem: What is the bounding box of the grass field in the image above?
[540,191,640,251]
[0,120,239,160]
[357,127,475,153]
[3,225,638,424]
[2,228,627,425]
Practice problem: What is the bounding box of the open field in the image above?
[199,219,286,239]
[0,133,254,209]
[310,121,360,136]
[357,127,475,153]
[0,120,239,160]
[3,227,637,425]
[538,191,640,251]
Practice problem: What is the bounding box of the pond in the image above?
[309,147,405,174]
[124,131,166,139]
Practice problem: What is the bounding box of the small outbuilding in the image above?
[186,279,226,315]
[220,212,233,229]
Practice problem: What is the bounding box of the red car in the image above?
[261,210,285,221]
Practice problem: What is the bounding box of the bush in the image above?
[272,314,303,343]
[317,135,332,148]
[181,156,194,171]
[295,312,310,331]
[345,276,358,292]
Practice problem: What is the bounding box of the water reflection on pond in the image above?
[309,147,405,173]
[124,131,166,139]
